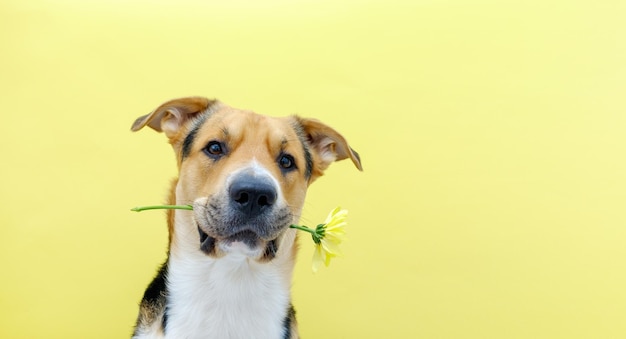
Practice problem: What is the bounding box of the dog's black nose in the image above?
[229,175,277,217]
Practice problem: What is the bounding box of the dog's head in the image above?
[132,97,362,262]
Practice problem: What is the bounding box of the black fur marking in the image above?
[283,304,296,339]
[304,146,313,178]
[291,120,313,179]
[182,113,210,159]
[162,306,169,334]
[198,226,217,255]
[132,260,169,337]
[261,238,278,262]
[182,125,200,159]
[142,261,168,305]
[198,226,209,244]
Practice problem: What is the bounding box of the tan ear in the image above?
[297,117,363,176]
[131,97,218,139]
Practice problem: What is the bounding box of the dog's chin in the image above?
[198,227,279,261]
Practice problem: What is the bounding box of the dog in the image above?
[130,97,362,339]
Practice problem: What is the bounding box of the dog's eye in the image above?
[278,154,296,170]
[204,141,225,157]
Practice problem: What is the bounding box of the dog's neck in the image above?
[164,211,297,339]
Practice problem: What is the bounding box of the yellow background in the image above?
[1,0,625,338]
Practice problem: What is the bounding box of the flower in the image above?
[309,207,348,273]
[132,203,349,273]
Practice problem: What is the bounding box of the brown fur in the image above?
[131,97,361,338]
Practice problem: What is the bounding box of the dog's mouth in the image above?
[198,226,278,261]
[194,197,291,261]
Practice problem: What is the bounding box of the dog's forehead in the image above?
[178,106,314,180]
[216,108,290,138]
[188,107,299,151]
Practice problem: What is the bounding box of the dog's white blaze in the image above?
[228,159,285,204]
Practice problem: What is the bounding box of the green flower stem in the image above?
[290,224,324,244]
[289,224,314,233]
[130,204,324,244]
[131,205,193,212]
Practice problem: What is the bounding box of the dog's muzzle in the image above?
[196,173,291,259]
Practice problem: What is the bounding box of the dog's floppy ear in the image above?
[131,97,217,139]
[297,117,363,178]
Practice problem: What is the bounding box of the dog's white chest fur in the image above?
[164,251,290,339]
